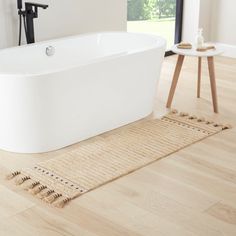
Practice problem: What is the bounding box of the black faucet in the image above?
[17,0,48,45]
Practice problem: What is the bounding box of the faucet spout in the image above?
[25,2,49,10]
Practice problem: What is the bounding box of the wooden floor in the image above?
[0,55,236,236]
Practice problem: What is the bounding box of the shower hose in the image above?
[18,12,28,46]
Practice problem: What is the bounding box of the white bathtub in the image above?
[0,32,166,153]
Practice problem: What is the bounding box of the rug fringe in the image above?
[5,171,21,180]
[24,180,40,191]
[53,197,72,208]
[179,112,189,117]
[29,184,47,195]
[169,109,178,114]
[15,174,31,185]
[169,109,232,130]
[37,189,55,199]
[44,193,62,204]
[197,117,205,122]
[222,124,232,130]
[6,173,68,208]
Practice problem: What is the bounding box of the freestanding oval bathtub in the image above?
[0,32,166,153]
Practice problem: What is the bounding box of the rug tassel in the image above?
[197,117,205,122]
[15,175,30,185]
[188,115,197,120]
[37,189,54,199]
[24,181,40,191]
[44,193,62,204]
[29,185,47,195]
[53,197,71,208]
[206,120,214,124]
[222,124,232,130]
[179,112,189,117]
[6,171,21,180]
[170,109,178,114]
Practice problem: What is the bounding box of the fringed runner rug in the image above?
[6,110,231,208]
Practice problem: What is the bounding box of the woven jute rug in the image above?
[6,110,231,208]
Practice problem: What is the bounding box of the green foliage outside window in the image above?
[127,0,176,21]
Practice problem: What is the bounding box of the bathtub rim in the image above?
[0,31,166,77]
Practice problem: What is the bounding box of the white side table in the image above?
[166,45,223,113]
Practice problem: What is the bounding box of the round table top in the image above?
[171,44,224,57]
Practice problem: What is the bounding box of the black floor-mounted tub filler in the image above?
[17,0,48,45]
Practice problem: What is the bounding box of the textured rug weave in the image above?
[7,110,231,208]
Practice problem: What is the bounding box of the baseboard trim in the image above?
[214,43,236,58]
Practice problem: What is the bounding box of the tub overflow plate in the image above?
[46,46,55,56]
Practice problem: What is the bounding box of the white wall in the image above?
[0,0,18,48]
[182,0,200,43]
[197,0,236,45]
[0,0,127,49]
[210,0,236,45]
[198,0,236,57]
[198,0,214,42]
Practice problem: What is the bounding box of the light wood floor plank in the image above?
[149,157,236,205]
[108,179,236,236]
[0,185,34,220]
[74,190,197,236]
[205,202,236,225]
[0,206,98,236]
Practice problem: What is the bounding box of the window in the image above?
[127,0,183,55]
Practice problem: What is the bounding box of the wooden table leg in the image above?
[166,55,185,108]
[207,56,219,113]
[197,57,202,98]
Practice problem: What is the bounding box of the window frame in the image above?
[165,0,184,56]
